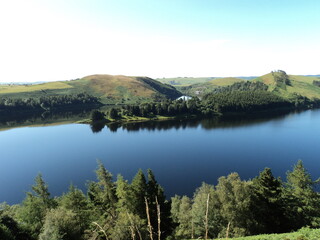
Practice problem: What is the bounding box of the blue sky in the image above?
[0,0,319,82]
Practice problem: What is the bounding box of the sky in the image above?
[0,0,319,82]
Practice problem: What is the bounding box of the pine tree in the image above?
[130,169,147,219]
[115,174,133,212]
[252,168,287,233]
[18,174,55,238]
[146,169,173,239]
[32,173,54,208]
[60,184,90,232]
[96,160,117,211]
[285,160,320,228]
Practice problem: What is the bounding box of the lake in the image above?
[1,109,320,204]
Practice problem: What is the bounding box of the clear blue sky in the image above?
[0,0,319,82]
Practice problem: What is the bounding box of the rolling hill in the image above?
[0,75,182,104]
[178,71,320,101]
[178,77,245,97]
[157,77,215,86]
[253,71,320,100]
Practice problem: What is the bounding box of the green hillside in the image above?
[253,71,320,100]
[179,71,320,101]
[157,77,214,86]
[0,74,181,104]
[179,77,245,97]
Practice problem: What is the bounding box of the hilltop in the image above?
[253,71,320,100]
[0,74,181,104]
[177,71,320,101]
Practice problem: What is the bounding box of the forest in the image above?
[1,160,320,240]
[97,87,320,123]
[0,93,101,114]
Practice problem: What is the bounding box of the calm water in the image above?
[1,109,320,204]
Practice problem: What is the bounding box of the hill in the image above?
[253,71,320,100]
[157,77,215,86]
[0,74,181,104]
[178,77,245,97]
[157,76,257,86]
[179,71,320,101]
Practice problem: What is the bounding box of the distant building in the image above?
[176,95,192,101]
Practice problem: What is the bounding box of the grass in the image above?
[178,77,245,97]
[0,74,181,104]
[82,74,155,98]
[0,81,72,94]
[207,77,245,86]
[157,77,214,86]
[211,228,320,240]
[252,73,320,100]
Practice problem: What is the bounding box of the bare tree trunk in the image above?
[191,219,194,239]
[127,212,136,240]
[145,197,154,240]
[92,221,109,240]
[226,222,231,240]
[129,226,136,240]
[156,197,161,240]
[135,225,143,240]
[205,193,210,240]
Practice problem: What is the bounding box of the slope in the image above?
[253,71,320,100]
[179,77,245,97]
[0,74,181,104]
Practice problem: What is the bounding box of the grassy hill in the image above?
[179,71,320,101]
[157,77,215,86]
[253,71,320,100]
[178,77,245,97]
[0,74,181,104]
[157,76,257,86]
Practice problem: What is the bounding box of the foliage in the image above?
[203,91,292,113]
[91,110,105,121]
[39,208,82,240]
[0,93,100,113]
[2,160,320,240]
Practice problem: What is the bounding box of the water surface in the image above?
[1,109,320,204]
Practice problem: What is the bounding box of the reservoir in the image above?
[1,109,320,204]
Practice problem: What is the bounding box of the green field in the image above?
[157,77,215,86]
[178,77,245,97]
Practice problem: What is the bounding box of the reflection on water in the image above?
[0,109,92,130]
[1,108,320,204]
[102,109,298,133]
[0,108,300,133]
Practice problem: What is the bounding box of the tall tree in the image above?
[146,169,173,239]
[87,161,117,215]
[130,169,147,219]
[60,184,90,232]
[171,195,193,239]
[285,160,320,228]
[18,174,55,238]
[215,173,254,237]
[251,168,287,233]
[192,182,220,239]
